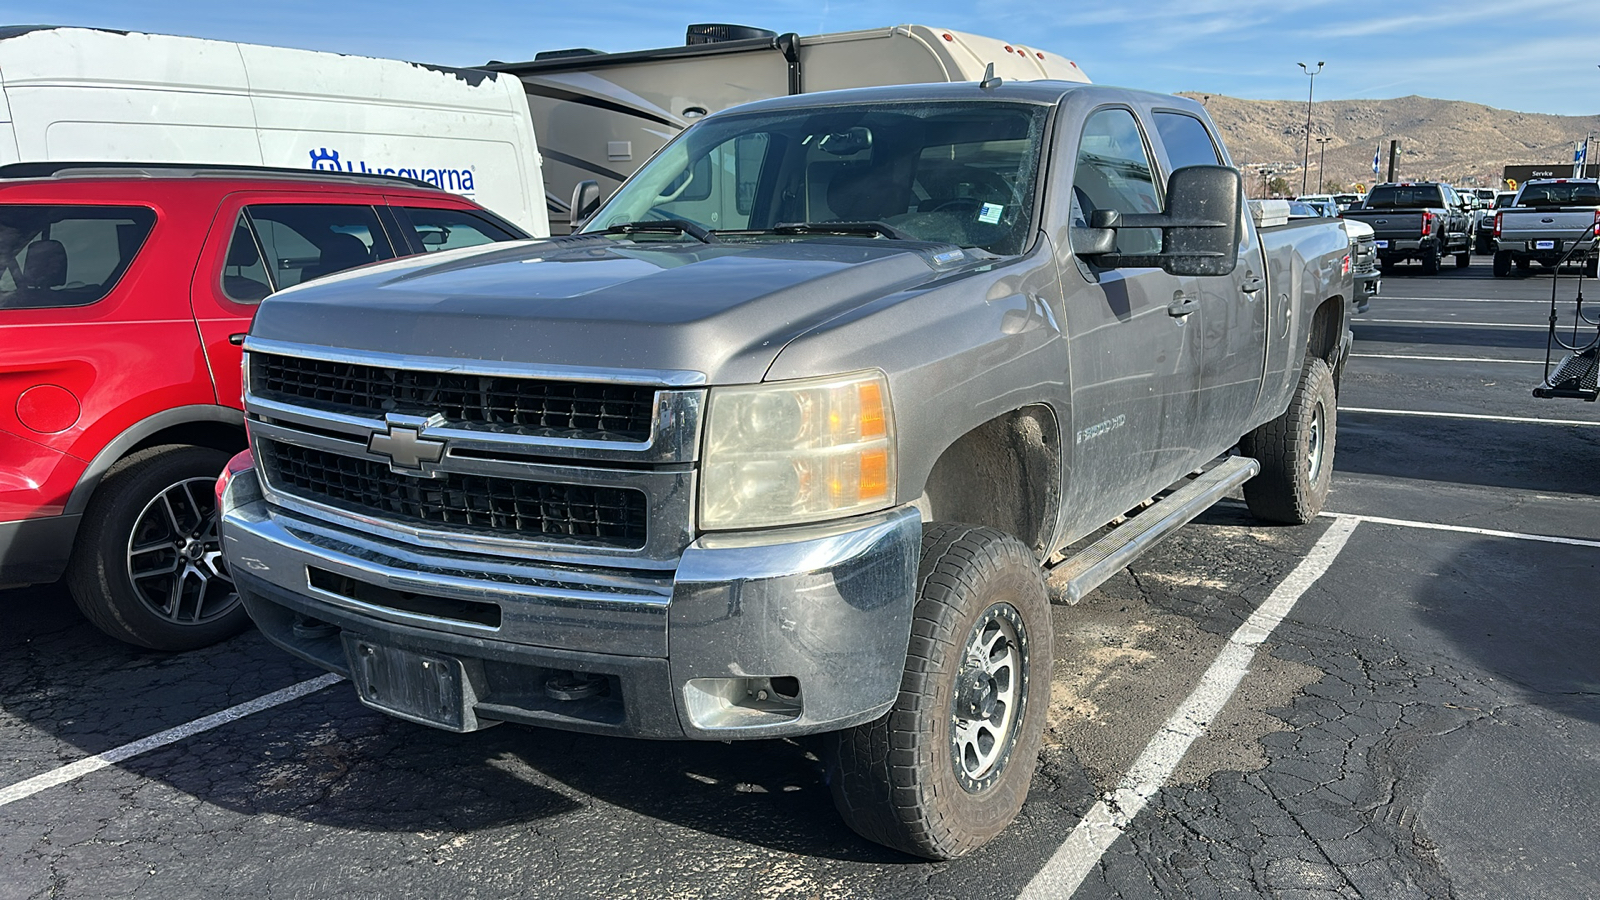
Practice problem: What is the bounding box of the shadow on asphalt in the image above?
[1351,322,1548,352]
[1413,537,1600,725]
[1336,413,1600,497]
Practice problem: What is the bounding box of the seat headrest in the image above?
[316,232,372,274]
[22,239,67,288]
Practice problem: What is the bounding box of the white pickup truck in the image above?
[1492,178,1600,277]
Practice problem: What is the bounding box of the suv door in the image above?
[1056,104,1207,520]
[189,194,400,409]
[1151,110,1268,454]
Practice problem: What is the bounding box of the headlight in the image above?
[700,371,895,530]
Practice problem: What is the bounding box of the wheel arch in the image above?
[64,406,246,517]
[912,404,1062,558]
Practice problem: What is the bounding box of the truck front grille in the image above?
[258,440,648,549]
[252,352,656,441]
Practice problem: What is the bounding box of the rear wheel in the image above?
[1455,248,1470,268]
[1419,247,1440,275]
[1239,358,1336,525]
[825,524,1052,860]
[1492,251,1511,277]
[66,445,248,651]
[1586,257,1598,278]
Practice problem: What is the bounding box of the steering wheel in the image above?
[927,170,1020,218]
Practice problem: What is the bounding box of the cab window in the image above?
[1153,113,1222,170]
[1072,108,1162,255]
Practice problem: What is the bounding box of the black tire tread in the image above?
[66,444,245,651]
[826,523,1050,859]
[1238,358,1336,525]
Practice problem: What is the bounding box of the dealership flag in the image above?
[1372,144,1381,176]
[1576,142,1587,177]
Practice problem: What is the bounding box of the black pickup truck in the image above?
[1343,182,1472,274]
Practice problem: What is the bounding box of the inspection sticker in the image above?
[978,202,1004,224]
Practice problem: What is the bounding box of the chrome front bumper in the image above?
[220,465,919,739]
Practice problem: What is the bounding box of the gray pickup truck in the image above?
[218,80,1353,858]
[1342,182,1473,274]
[1492,178,1600,277]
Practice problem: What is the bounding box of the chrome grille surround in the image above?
[242,339,703,568]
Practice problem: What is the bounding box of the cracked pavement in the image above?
[2,258,1597,898]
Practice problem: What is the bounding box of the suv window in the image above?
[243,204,395,293]
[222,213,274,303]
[0,205,156,310]
[400,207,520,252]
[1153,112,1221,171]
[1072,108,1162,255]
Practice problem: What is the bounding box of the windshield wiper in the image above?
[600,219,718,243]
[767,221,916,241]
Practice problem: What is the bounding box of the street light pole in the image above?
[1298,61,1325,195]
[1315,136,1333,193]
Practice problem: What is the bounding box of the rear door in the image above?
[1151,109,1268,453]
[188,191,400,409]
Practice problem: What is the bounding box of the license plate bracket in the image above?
[342,635,481,731]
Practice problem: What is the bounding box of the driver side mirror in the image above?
[1073,165,1243,277]
[570,180,603,229]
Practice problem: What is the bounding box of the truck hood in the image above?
[248,236,960,384]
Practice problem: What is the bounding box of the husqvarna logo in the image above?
[308,147,477,193]
[367,414,446,475]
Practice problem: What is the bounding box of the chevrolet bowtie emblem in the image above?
[368,415,447,473]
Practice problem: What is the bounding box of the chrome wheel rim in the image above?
[125,477,238,625]
[1307,400,1326,483]
[950,602,1029,793]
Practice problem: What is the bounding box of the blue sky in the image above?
[10,1,1598,116]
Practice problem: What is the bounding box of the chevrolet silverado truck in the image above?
[1492,178,1600,278]
[217,80,1354,859]
[1342,182,1472,274]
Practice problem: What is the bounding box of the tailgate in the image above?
[1500,211,1595,241]
[1343,211,1422,240]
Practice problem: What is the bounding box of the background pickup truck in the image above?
[218,80,1353,859]
[1343,182,1472,274]
[1492,178,1600,277]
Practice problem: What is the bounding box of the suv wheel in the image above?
[825,524,1052,860]
[67,445,248,651]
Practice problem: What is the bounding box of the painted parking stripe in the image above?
[1349,353,1542,364]
[1376,296,1546,304]
[1325,512,1600,549]
[1356,319,1546,329]
[0,673,343,808]
[1020,516,1360,900]
[1340,407,1600,427]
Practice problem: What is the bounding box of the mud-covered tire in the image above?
[1238,358,1336,525]
[824,523,1053,860]
[66,445,247,651]
[1419,247,1440,275]
[1492,251,1511,277]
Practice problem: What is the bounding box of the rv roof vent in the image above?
[534,48,602,61]
[685,24,778,45]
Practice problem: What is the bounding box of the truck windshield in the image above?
[1516,182,1600,207]
[587,101,1051,256]
[1362,186,1443,208]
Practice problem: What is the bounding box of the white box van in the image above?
[0,26,549,235]
[489,23,1090,228]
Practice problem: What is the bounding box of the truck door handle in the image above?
[1240,276,1263,294]
[1168,292,1197,318]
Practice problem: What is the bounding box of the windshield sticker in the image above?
[978,202,1004,224]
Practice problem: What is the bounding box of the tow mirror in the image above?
[570,179,603,228]
[1076,165,1242,277]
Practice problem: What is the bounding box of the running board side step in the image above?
[1048,456,1261,605]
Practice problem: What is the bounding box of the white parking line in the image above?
[1350,353,1542,364]
[1377,296,1546,304]
[1357,319,1546,329]
[1322,512,1600,549]
[0,673,343,808]
[1340,407,1600,427]
[1020,516,1360,900]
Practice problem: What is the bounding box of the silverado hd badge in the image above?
[368,413,447,475]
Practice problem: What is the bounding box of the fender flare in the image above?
[64,405,245,516]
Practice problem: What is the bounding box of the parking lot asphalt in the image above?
[3,254,1597,900]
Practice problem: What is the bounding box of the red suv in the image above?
[0,163,528,649]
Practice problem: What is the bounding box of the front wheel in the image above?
[1238,358,1336,525]
[825,524,1053,860]
[66,444,248,651]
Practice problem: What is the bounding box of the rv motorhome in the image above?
[488,24,1091,228]
[0,26,549,235]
